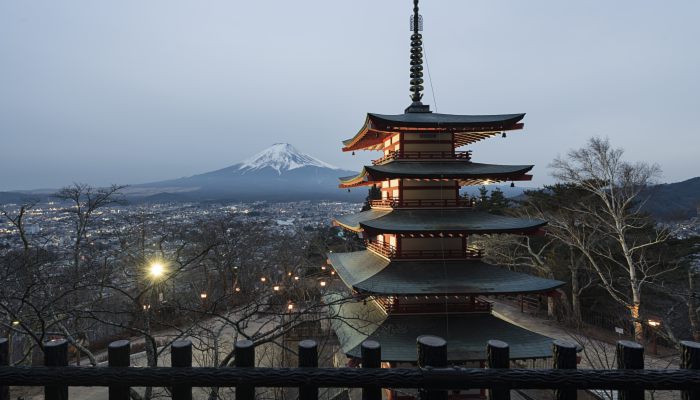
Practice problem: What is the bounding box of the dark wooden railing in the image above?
[365,240,483,260]
[1,337,700,400]
[370,198,472,209]
[372,150,472,165]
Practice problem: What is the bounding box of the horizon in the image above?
[2,1,699,190]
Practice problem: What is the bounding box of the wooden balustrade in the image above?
[365,241,483,260]
[1,337,699,400]
[374,296,493,314]
[372,151,472,165]
[370,198,473,209]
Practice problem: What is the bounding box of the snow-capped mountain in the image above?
[128,144,361,202]
[238,143,339,174]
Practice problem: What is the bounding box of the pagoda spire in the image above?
[406,0,430,113]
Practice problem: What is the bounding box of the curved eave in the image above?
[342,113,526,152]
[338,162,534,188]
[365,162,534,180]
[333,209,392,232]
[333,209,547,234]
[328,250,565,296]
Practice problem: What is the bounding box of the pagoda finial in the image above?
[406,0,430,113]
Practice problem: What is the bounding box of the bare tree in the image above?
[549,137,672,341]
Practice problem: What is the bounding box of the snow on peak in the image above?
[238,143,339,174]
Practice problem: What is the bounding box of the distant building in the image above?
[325,2,564,399]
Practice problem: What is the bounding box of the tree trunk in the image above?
[571,266,582,325]
[689,267,700,341]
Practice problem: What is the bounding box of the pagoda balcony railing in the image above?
[370,197,473,209]
[365,240,483,260]
[374,296,492,314]
[2,337,699,400]
[372,150,472,165]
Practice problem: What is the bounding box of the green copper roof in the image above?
[328,251,564,295]
[334,209,546,233]
[339,162,533,184]
[329,298,553,362]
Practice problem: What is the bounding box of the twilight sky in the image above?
[1,0,698,191]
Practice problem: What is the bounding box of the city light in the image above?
[294,276,300,281]
[648,319,661,327]
[12,320,20,326]
[287,303,294,311]
[200,293,207,299]
[320,281,327,287]
[235,287,241,292]
[260,277,267,282]
[273,286,280,291]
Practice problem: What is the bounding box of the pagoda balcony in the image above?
[372,150,472,165]
[370,197,473,209]
[365,240,483,260]
[374,296,493,314]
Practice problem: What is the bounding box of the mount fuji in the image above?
[127,143,363,202]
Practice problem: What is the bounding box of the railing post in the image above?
[616,340,644,400]
[171,340,192,400]
[487,340,510,400]
[680,340,700,400]
[108,340,130,400]
[235,340,255,400]
[361,340,382,400]
[0,338,9,400]
[552,340,577,400]
[299,340,318,400]
[44,339,68,400]
[417,335,447,400]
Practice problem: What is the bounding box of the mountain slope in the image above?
[128,143,362,202]
[642,177,700,220]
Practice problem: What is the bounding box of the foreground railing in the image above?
[0,337,699,400]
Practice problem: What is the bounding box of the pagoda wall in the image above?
[401,237,461,251]
[402,132,452,152]
[402,180,458,201]
[383,133,401,154]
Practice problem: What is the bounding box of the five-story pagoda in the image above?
[327,0,564,382]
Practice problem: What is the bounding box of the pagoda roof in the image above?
[328,296,554,362]
[327,250,564,296]
[334,209,546,234]
[339,162,533,188]
[342,112,525,152]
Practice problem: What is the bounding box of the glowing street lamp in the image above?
[12,320,20,326]
[149,262,165,279]
[200,293,208,299]
[287,303,294,311]
[319,281,327,287]
[273,286,280,291]
[260,277,267,283]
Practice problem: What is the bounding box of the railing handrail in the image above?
[0,366,699,390]
[370,198,473,209]
[365,240,483,260]
[372,150,472,165]
[1,337,699,400]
